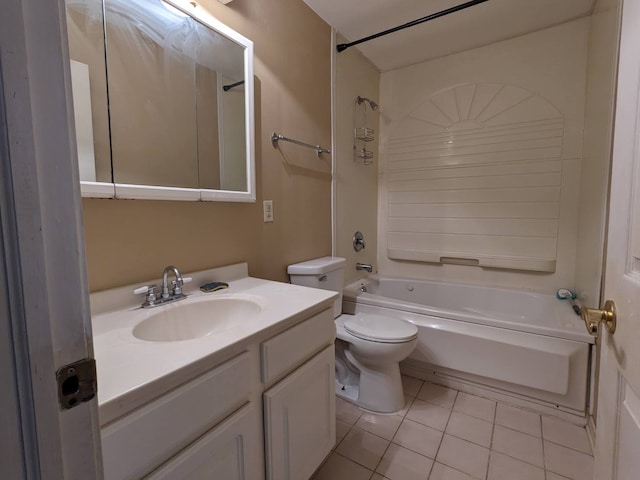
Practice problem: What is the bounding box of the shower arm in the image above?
[336,0,489,53]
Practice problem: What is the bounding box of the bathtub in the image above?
[342,276,594,421]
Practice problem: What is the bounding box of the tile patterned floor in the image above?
[313,376,594,480]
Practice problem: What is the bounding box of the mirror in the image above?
[65,0,255,201]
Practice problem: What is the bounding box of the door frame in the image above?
[0,0,102,478]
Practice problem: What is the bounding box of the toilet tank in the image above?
[287,257,346,318]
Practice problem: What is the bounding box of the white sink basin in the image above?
[133,296,262,342]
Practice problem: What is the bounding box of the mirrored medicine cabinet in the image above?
[65,0,255,201]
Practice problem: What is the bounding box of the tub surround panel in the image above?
[378,19,590,292]
[82,0,332,292]
[385,87,564,272]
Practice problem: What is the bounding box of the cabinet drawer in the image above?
[261,307,335,385]
[102,351,253,480]
[145,402,264,480]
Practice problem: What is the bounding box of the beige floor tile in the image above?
[336,419,351,447]
[453,392,496,423]
[371,474,389,480]
[336,397,363,425]
[541,416,591,454]
[492,425,544,467]
[336,427,390,470]
[392,418,443,458]
[436,434,490,479]
[486,451,544,480]
[544,441,594,480]
[406,398,452,431]
[312,452,373,480]
[376,443,434,480]
[545,472,573,480]
[356,411,404,440]
[429,463,477,480]
[396,395,415,418]
[403,375,424,398]
[494,404,541,438]
[417,382,458,409]
[445,411,493,448]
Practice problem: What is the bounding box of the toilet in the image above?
[288,256,418,413]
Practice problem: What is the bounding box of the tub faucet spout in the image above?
[356,263,373,273]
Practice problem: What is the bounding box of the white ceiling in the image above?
[302,0,596,71]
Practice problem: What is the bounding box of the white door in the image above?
[0,0,102,478]
[146,403,264,480]
[264,345,336,480]
[593,0,640,478]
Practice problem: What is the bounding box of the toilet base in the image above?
[335,381,359,404]
[334,363,406,414]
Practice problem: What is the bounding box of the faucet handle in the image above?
[134,284,159,307]
[133,284,158,295]
[171,277,192,295]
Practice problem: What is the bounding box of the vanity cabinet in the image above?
[264,345,336,480]
[100,306,336,480]
[101,351,256,480]
[145,403,264,480]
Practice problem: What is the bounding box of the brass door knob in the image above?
[581,300,616,336]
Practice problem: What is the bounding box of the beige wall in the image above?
[574,0,621,307]
[378,19,591,293]
[334,34,380,285]
[83,0,332,292]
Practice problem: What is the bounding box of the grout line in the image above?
[485,403,498,480]
[493,422,543,440]
[542,437,593,456]
[540,412,547,480]
[426,403,453,479]
[332,451,374,475]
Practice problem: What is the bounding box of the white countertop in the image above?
[91,264,336,425]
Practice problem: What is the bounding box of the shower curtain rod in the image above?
[336,0,489,53]
[223,80,244,91]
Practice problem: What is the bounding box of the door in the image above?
[593,0,640,478]
[0,0,102,478]
[264,345,336,480]
[145,403,264,480]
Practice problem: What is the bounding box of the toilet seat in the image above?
[343,313,418,343]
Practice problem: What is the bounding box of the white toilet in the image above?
[288,256,418,413]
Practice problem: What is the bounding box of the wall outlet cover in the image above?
[263,200,274,222]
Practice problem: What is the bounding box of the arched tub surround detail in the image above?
[385,83,565,273]
[343,276,594,423]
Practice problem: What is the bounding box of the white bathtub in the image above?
[342,276,593,421]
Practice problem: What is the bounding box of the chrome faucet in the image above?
[356,263,373,273]
[162,265,184,299]
[134,266,191,308]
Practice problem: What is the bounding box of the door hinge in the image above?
[56,358,97,410]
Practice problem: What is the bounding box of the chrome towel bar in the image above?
[271,132,331,157]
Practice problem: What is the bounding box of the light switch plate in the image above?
[263,200,274,222]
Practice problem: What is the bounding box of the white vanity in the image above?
[90,263,337,480]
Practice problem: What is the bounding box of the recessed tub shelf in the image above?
[387,248,557,273]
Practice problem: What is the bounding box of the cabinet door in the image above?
[145,403,264,480]
[264,345,335,480]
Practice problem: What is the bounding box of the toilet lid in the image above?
[344,313,418,343]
